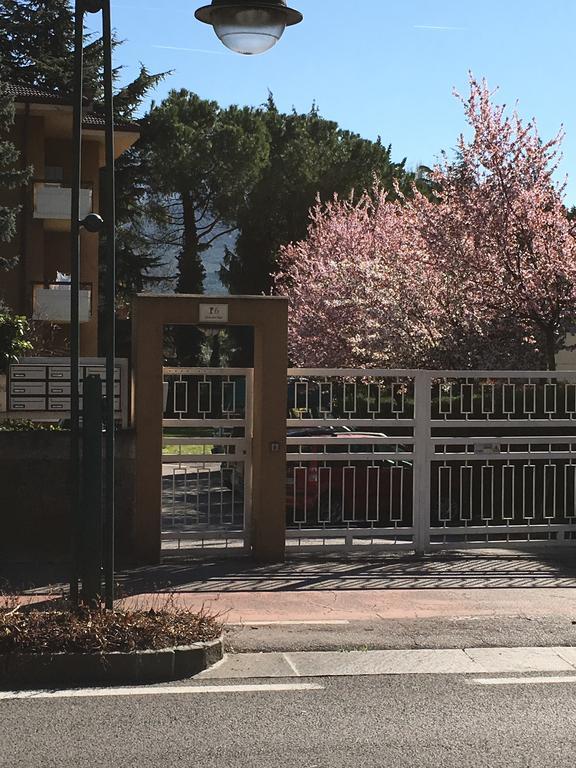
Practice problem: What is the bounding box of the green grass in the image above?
[162,444,215,456]
[163,427,214,438]
[162,428,216,456]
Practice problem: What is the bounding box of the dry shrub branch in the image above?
[0,598,221,655]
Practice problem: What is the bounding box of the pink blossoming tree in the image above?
[275,77,576,370]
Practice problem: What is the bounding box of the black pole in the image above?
[69,0,84,608]
[102,0,116,610]
[81,375,103,606]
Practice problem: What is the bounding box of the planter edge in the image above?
[0,637,223,690]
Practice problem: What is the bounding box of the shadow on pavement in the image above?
[4,548,576,596]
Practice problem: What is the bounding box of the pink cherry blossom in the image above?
[274,76,576,370]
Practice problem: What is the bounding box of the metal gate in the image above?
[286,369,576,553]
[161,367,253,554]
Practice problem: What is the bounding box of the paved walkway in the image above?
[118,586,576,623]
[5,549,576,632]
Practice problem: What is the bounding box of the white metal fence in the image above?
[160,366,576,558]
[286,369,576,553]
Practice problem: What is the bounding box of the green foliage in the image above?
[138,89,270,295]
[102,145,166,310]
[133,90,269,363]
[0,0,164,120]
[0,0,81,95]
[221,96,422,295]
[0,419,63,431]
[0,80,32,260]
[0,0,166,298]
[0,310,32,373]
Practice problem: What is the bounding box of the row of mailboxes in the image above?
[10,365,119,381]
[8,363,123,414]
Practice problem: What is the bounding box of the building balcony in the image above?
[32,282,92,323]
[33,182,93,226]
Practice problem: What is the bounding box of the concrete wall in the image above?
[0,431,135,563]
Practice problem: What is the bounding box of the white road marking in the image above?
[232,621,350,626]
[469,676,576,686]
[0,683,324,701]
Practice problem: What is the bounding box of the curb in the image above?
[0,637,223,690]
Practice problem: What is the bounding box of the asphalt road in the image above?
[2,673,576,768]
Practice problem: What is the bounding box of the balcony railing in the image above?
[33,181,93,221]
[32,282,92,323]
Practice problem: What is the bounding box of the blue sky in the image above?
[100,0,576,203]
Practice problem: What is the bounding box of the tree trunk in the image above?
[209,332,221,367]
[177,190,205,294]
[175,190,205,365]
[545,327,557,371]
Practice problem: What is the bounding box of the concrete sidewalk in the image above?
[198,645,576,680]
[5,549,576,652]
[3,549,576,653]
[115,585,576,652]
[119,586,576,623]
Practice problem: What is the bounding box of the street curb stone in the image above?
[0,637,223,690]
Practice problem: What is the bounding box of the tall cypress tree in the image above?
[0,80,31,266]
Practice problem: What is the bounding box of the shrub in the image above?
[0,600,222,654]
[0,310,33,374]
[0,419,64,431]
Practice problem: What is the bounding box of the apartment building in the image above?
[0,83,140,355]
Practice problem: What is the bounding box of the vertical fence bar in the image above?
[102,0,116,610]
[81,375,103,605]
[69,0,84,606]
[413,372,431,553]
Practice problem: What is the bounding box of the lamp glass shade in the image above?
[211,7,286,55]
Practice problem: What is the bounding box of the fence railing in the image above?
[286,369,576,552]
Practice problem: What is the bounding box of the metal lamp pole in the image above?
[69,0,302,607]
[70,0,115,609]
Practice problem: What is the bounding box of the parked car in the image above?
[286,428,412,526]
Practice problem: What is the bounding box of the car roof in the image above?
[287,427,388,438]
[334,432,388,438]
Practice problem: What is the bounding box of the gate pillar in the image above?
[131,294,288,565]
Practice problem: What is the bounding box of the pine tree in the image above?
[221,96,420,296]
[137,89,270,296]
[0,0,162,118]
[0,80,31,267]
[0,0,79,95]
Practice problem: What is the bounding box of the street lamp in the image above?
[70,0,116,609]
[70,0,303,608]
[195,0,303,55]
